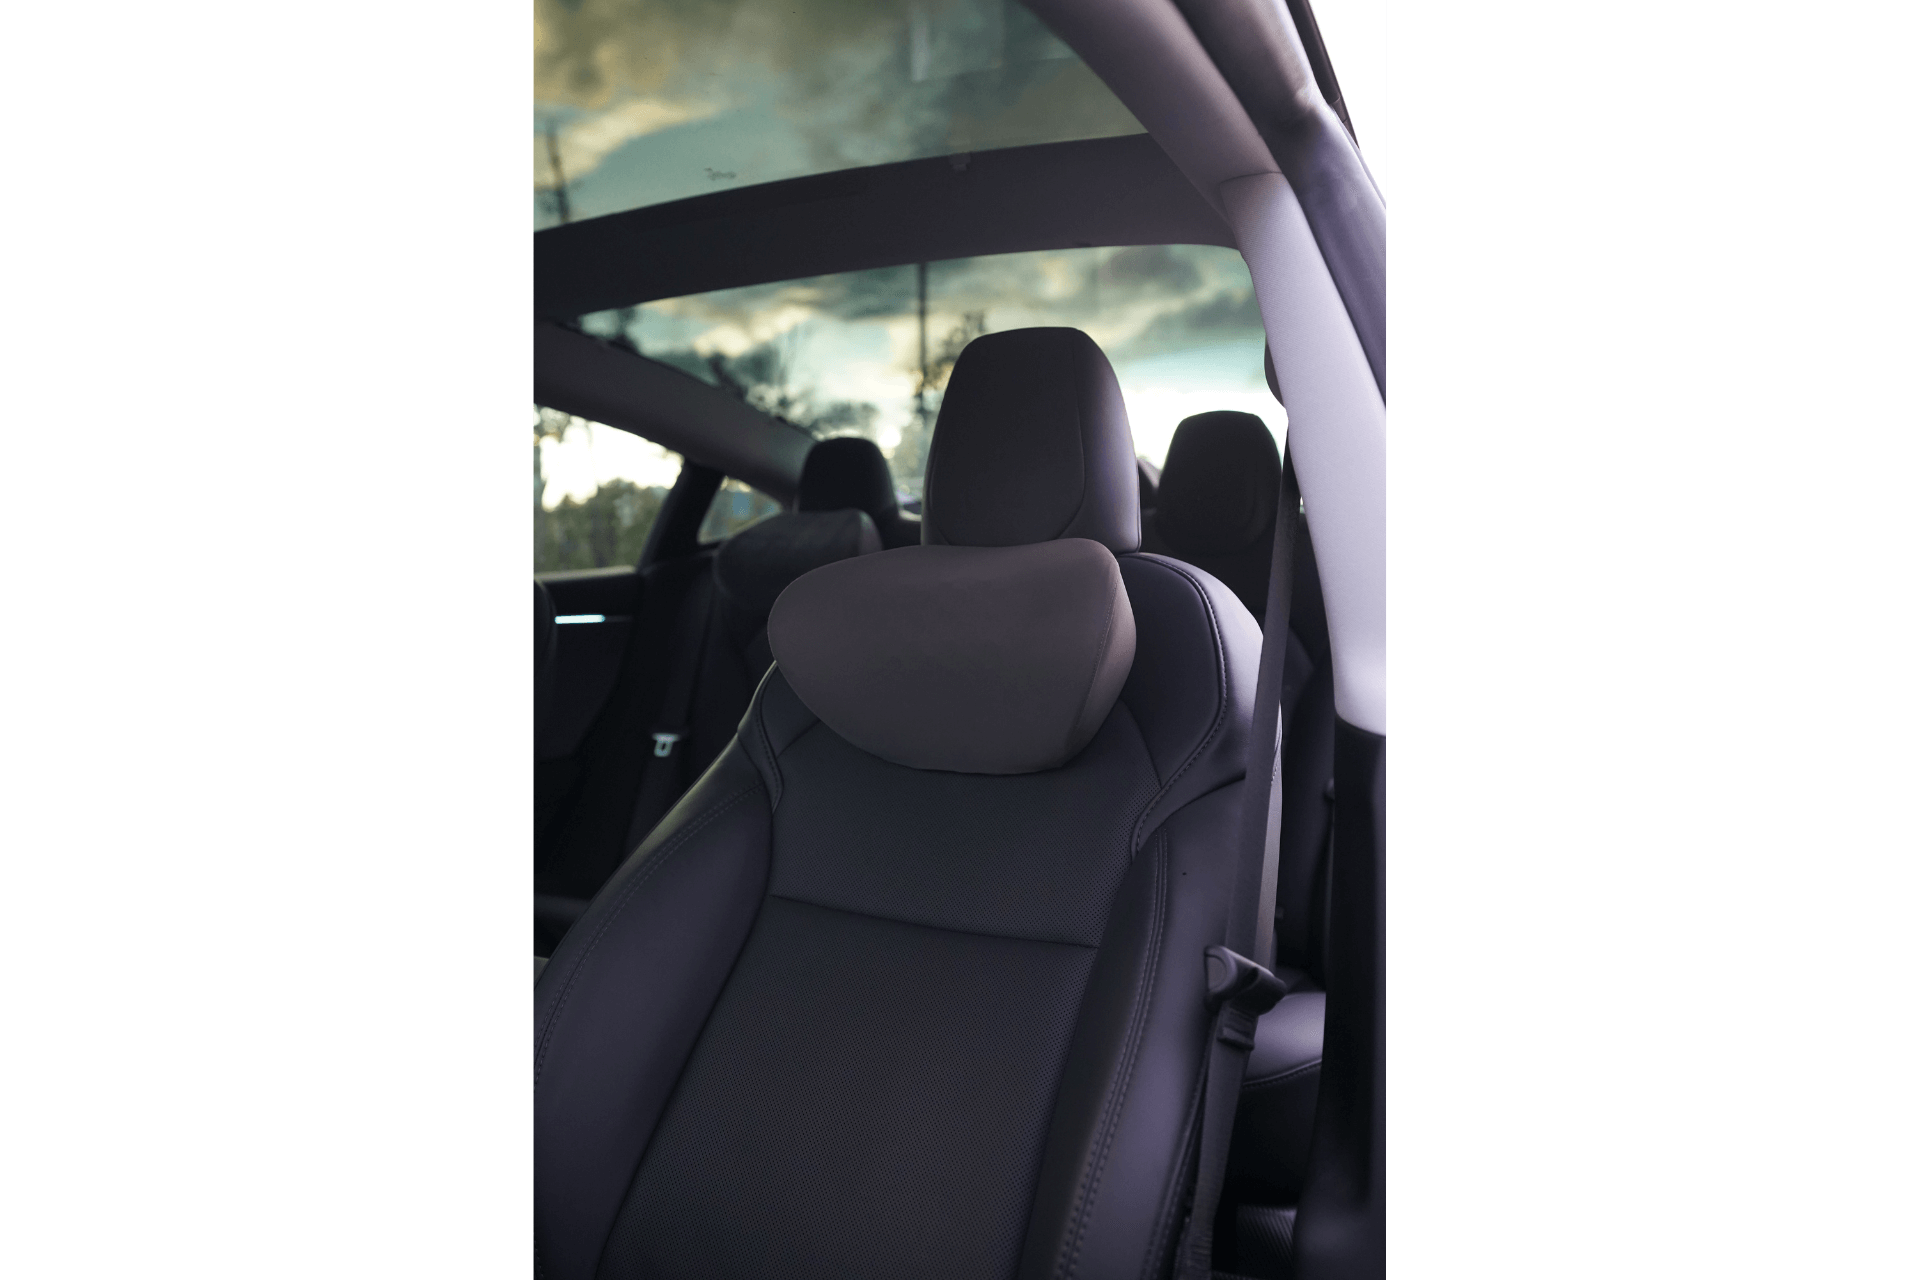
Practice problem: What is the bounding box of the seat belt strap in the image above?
[1177,451,1302,1280]
[622,569,716,854]
[1177,949,1291,1280]
[1237,450,1302,967]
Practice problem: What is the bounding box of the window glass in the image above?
[534,0,1144,229]
[698,478,784,544]
[535,407,682,571]
[577,245,1276,501]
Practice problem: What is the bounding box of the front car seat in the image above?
[534,327,1263,1280]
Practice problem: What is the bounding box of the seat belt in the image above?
[1176,451,1302,1280]
[621,569,716,856]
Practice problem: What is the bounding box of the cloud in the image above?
[1108,286,1265,364]
[612,245,1265,380]
[1101,245,1203,296]
[537,96,725,187]
[534,0,1143,219]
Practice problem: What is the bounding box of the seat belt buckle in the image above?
[651,731,682,758]
[1203,945,1289,1048]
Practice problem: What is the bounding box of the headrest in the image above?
[768,539,1135,774]
[714,509,880,619]
[798,436,899,521]
[921,328,1141,554]
[1153,411,1282,556]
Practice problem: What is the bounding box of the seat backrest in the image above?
[798,434,921,549]
[1137,410,1339,979]
[1142,410,1283,621]
[535,508,878,928]
[535,326,1262,1280]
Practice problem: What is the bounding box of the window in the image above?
[576,244,1277,500]
[535,407,682,571]
[534,0,1144,228]
[698,478,784,544]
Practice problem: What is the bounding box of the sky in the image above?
[539,420,681,509]
[546,244,1278,504]
[533,0,1144,228]
[533,0,1384,225]
[532,0,1385,504]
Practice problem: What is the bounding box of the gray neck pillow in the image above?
[767,539,1137,774]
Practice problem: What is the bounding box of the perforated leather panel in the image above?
[599,897,1098,1280]
[598,703,1166,1280]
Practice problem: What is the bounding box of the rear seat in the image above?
[633,504,879,845]
[797,436,920,548]
[1140,410,1339,1277]
[535,441,895,954]
[1142,409,1283,620]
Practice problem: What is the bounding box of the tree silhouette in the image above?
[534,410,673,571]
[893,311,987,493]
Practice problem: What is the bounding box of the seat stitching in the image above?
[767,891,1097,951]
[534,783,762,1081]
[753,683,782,808]
[1138,1025,1209,1280]
[1058,830,1169,1280]
[1053,346,1093,541]
[1125,555,1233,853]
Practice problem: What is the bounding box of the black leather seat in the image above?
[678,506,880,783]
[535,327,1264,1280]
[1230,990,1325,1203]
[537,505,878,957]
[798,434,920,548]
[1136,410,1341,1279]
[1142,410,1284,621]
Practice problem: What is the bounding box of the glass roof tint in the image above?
[577,245,1277,499]
[534,0,1145,229]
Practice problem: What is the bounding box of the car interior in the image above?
[533,2,1384,1277]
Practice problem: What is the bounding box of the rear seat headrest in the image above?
[1153,411,1282,557]
[798,436,899,521]
[769,539,1136,775]
[715,509,880,618]
[922,328,1141,554]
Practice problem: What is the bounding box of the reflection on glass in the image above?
[578,245,1278,500]
[535,407,682,572]
[534,0,1144,228]
[698,479,784,543]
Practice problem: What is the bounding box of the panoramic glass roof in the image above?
[534,0,1146,230]
[577,244,1277,496]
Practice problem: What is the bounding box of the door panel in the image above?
[538,566,641,760]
